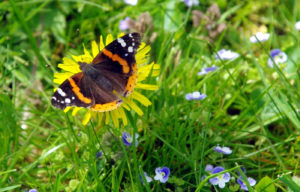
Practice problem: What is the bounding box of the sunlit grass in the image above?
[0,0,300,191]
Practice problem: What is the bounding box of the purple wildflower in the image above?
[214,145,232,155]
[250,32,270,43]
[215,49,239,60]
[124,0,137,5]
[184,0,199,7]
[208,166,230,188]
[267,49,287,68]
[119,17,130,31]
[197,66,218,76]
[205,164,214,172]
[122,132,139,146]
[185,91,207,101]
[96,151,103,158]
[154,167,170,183]
[237,176,256,191]
[139,172,153,185]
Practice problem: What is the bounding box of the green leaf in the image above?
[279,175,300,192]
[255,176,276,192]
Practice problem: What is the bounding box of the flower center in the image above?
[126,137,133,143]
[161,172,165,177]
[218,175,223,180]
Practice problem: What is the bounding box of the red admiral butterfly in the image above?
[51,33,141,112]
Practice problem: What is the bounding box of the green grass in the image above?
[0,0,300,191]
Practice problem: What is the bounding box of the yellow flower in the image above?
[53,33,160,127]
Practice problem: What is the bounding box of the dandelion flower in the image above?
[267,49,287,68]
[250,32,270,43]
[53,33,159,126]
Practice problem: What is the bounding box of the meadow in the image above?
[0,0,300,191]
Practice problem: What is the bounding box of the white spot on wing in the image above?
[52,97,57,100]
[57,88,66,97]
[72,96,75,100]
[128,46,133,52]
[117,38,126,47]
[125,53,128,56]
[65,98,71,104]
[61,101,64,104]
[129,33,133,38]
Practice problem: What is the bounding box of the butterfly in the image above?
[51,33,141,112]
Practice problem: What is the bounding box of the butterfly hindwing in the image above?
[51,72,94,109]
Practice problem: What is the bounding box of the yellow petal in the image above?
[53,72,74,84]
[97,112,104,126]
[124,99,143,116]
[138,42,146,51]
[118,33,125,38]
[91,40,99,58]
[64,107,71,113]
[117,107,128,126]
[138,63,160,82]
[105,112,110,124]
[83,46,93,63]
[58,58,81,73]
[106,34,113,45]
[135,83,159,90]
[130,91,152,106]
[110,109,119,127]
[82,111,92,125]
[99,35,105,51]
[72,107,81,116]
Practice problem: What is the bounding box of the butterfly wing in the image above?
[51,72,94,109]
[51,33,141,111]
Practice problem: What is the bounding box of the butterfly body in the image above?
[51,33,141,111]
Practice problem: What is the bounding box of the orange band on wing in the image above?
[68,78,92,104]
[102,48,130,73]
[91,101,120,112]
[125,63,137,95]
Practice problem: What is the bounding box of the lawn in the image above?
[0,0,300,191]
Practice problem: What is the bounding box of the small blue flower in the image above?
[26,189,38,192]
[205,164,214,172]
[154,167,170,183]
[124,0,137,5]
[139,171,153,185]
[119,17,130,31]
[215,49,239,60]
[122,132,139,146]
[250,32,270,43]
[185,91,207,101]
[295,21,300,31]
[209,166,230,188]
[267,49,288,68]
[214,145,232,155]
[197,66,218,76]
[237,176,256,191]
[96,151,103,158]
[184,0,199,7]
